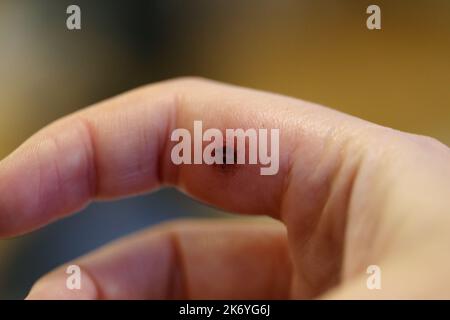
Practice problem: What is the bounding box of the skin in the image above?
[0,77,449,299]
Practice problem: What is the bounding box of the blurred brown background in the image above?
[0,0,449,299]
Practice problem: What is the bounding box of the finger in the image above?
[0,77,376,237]
[26,219,292,300]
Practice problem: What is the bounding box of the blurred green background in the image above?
[0,0,449,299]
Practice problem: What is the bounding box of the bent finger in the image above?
[26,219,292,300]
[0,77,376,237]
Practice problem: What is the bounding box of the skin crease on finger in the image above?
[0,78,449,299]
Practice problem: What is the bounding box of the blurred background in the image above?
[0,0,449,299]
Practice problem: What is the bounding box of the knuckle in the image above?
[409,133,448,151]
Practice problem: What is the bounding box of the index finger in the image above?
[0,77,372,237]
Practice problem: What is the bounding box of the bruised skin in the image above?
[0,78,449,299]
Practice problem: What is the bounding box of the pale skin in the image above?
[0,78,449,299]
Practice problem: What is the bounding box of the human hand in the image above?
[1,78,449,299]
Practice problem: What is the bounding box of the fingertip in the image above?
[26,266,100,300]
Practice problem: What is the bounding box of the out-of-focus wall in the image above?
[0,0,449,299]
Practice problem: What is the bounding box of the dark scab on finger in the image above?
[212,145,238,174]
